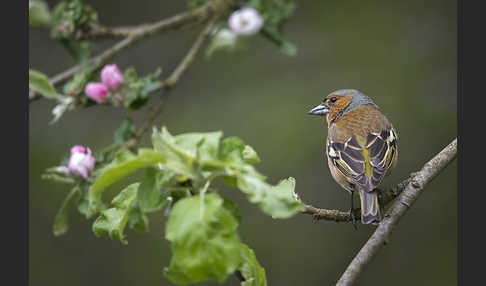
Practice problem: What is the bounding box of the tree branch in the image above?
[119,17,217,151]
[301,177,413,222]
[335,138,457,286]
[29,0,232,102]
[165,15,219,88]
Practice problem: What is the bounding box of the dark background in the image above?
[29,0,457,285]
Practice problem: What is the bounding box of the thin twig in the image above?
[29,0,231,102]
[82,24,140,38]
[120,96,165,151]
[335,138,457,286]
[119,17,218,151]
[165,15,219,88]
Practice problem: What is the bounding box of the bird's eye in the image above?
[330,97,338,103]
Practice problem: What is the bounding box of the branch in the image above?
[165,15,219,88]
[336,138,457,286]
[119,17,217,151]
[81,24,141,38]
[29,0,231,102]
[301,177,413,222]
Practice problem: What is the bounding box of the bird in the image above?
[308,89,398,225]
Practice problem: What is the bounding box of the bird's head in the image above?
[308,89,374,126]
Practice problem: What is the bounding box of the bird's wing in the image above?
[327,126,398,192]
[365,127,398,189]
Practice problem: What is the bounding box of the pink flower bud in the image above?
[84,82,108,103]
[68,145,95,179]
[70,145,86,155]
[100,64,124,90]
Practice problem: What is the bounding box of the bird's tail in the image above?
[358,189,381,225]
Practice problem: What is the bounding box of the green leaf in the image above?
[152,127,303,219]
[50,0,98,39]
[60,39,92,63]
[219,137,246,164]
[138,167,169,213]
[92,183,139,244]
[151,127,222,181]
[63,66,96,96]
[237,175,304,219]
[29,69,57,99]
[261,27,297,56]
[123,67,162,110]
[249,0,297,56]
[239,244,267,286]
[205,27,238,58]
[127,204,149,232]
[236,171,268,203]
[42,166,75,184]
[88,149,166,213]
[260,177,305,219]
[53,186,81,236]
[113,116,136,144]
[164,193,242,285]
[77,181,96,218]
[222,197,242,224]
[29,0,50,26]
[175,131,223,162]
[242,145,260,164]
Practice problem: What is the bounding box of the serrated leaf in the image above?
[219,137,246,163]
[236,172,269,203]
[242,145,260,164]
[138,167,169,213]
[175,131,223,162]
[92,183,139,244]
[127,204,149,232]
[53,186,81,236]
[239,244,267,286]
[29,69,57,99]
[222,197,242,224]
[88,149,166,213]
[260,177,305,219]
[123,67,162,110]
[152,127,303,219]
[29,0,50,26]
[236,174,304,219]
[151,127,222,180]
[77,181,97,218]
[164,194,242,285]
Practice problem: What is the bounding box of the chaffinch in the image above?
[308,89,398,225]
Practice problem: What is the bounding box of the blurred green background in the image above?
[29,0,457,285]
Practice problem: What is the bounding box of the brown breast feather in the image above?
[329,104,390,143]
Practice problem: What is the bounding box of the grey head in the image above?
[308,89,376,119]
[326,89,375,115]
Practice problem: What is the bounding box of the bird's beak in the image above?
[308,104,329,116]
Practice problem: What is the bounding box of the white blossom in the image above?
[228,7,264,36]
